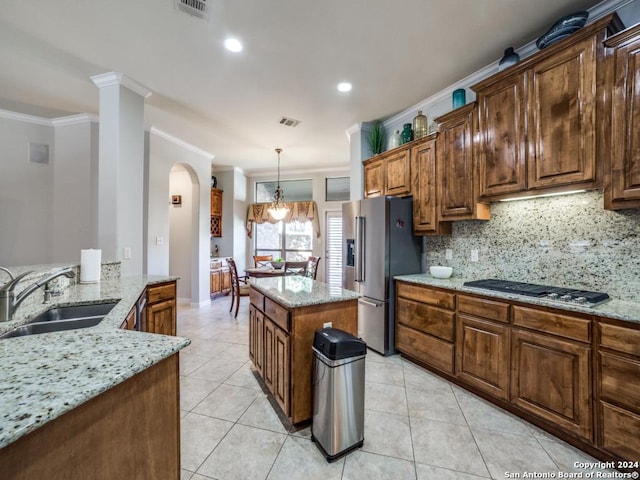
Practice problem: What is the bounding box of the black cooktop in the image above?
[463,279,610,308]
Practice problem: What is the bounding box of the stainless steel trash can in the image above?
[311,328,366,462]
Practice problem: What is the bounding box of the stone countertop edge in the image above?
[0,274,189,449]
[395,274,640,324]
[249,276,360,309]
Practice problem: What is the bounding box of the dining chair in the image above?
[284,261,308,276]
[253,255,273,268]
[305,256,321,280]
[227,258,250,318]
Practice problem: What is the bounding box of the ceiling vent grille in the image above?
[279,117,301,128]
[176,0,208,19]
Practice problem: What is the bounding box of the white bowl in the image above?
[430,266,453,279]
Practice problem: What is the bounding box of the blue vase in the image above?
[452,89,466,109]
[400,123,413,144]
[498,47,520,72]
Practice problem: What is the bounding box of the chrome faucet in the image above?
[0,267,76,322]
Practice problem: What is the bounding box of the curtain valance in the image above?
[245,201,321,239]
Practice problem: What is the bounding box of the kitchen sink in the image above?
[1,302,118,339]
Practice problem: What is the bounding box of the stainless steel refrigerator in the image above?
[342,196,422,355]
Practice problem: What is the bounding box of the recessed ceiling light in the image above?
[224,38,243,53]
[337,82,352,93]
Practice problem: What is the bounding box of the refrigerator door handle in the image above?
[354,216,365,282]
[358,298,383,308]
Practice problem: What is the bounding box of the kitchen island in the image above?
[0,268,189,479]
[248,276,360,424]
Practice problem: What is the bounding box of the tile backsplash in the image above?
[424,190,640,300]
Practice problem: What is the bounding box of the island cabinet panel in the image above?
[527,37,597,190]
[604,24,640,210]
[597,320,640,461]
[511,328,592,440]
[146,281,177,336]
[476,73,528,198]
[456,295,511,400]
[249,306,264,377]
[363,157,385,198]
[249,285,357,424]
[0,355,180,479]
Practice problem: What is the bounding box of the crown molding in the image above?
[149,126,214,160]
[382,0,628,129]
[90,72,152,99]
[51,113,98,127]
[0,109,52,126]
[345,123,363,140]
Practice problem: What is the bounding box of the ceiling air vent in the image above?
[176,0,208,19]
[279,117,301,128]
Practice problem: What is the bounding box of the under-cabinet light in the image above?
[498,190,587,202]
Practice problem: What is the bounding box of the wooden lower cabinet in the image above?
[511,328,592,440]
[145,281,177,336]
[394,281,640,467]
[456,314,510,400]
[598,321,640,461]
[120,305,136,330]
[273,325,291,415]
[210,259,231,297]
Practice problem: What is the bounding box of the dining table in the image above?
[244,267,291,278]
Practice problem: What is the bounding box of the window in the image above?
[326,177,350,202]
[255,220,313,261]
[254,179,314,261]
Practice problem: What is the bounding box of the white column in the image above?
[346,123,368,201]
[91,72,151,276]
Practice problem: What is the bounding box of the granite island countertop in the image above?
[249,276,360,308]
[0,274,190,449]
[395,274,640,324]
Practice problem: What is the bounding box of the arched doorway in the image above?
[168,163,199,301]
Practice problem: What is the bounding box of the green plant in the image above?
[274,257,284,262]
[368,120,386,155]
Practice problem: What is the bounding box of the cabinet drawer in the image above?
[147,282,175,304]
[601,402,640,461]
[600,351,640,413]
[397,297,455,341]
[396,324,454,374]
[265,298,290,332]
[397,282,455,310]
[513,305,590,342]
[250,289,265,311]
[600,322,640,357]
[459,295,509,323]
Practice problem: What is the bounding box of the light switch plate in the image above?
[471,249,479,262]
[445,249,453,260]
[123,247,132,259]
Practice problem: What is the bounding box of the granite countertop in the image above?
[395,274,640,324]
[0,274,189,449]
[249,276,360,308]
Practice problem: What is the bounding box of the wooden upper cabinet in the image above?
[475,73,527,199]
[211,188,222,216]
[363,157,385,198]
[527,36,597,190]
[604,24,640,210]
[384,149,411,196]
[410,135,451,235]
[363,148,411,198]
[210,188,223,237]
[436,103,490,221]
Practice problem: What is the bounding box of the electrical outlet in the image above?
[156,236,164,246]
[323,322,332,328]
[123,247,132,259]
[445,249,453,260]
[471,249,479,262]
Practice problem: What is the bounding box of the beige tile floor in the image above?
[178,297,614,480]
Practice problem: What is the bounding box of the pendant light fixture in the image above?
[268,148,289,221]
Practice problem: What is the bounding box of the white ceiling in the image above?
[0,0,608,174]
